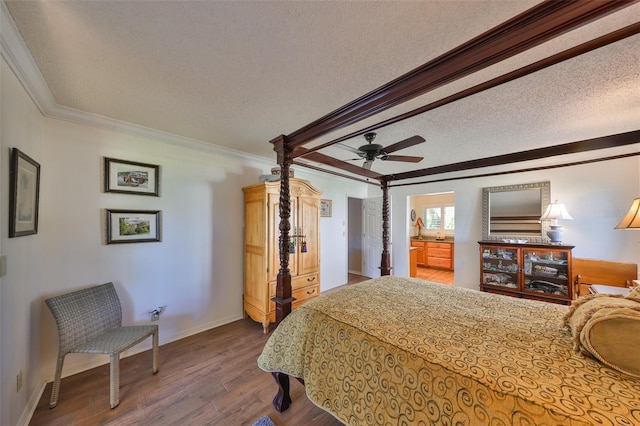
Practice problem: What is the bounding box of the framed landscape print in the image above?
[104,157,159,196]
[106,209,162,244]
[9,148,41,238]
[320,199,332,217]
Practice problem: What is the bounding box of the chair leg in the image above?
[152,330,159,374]
[49,354,66,408]
[109,353,120,409]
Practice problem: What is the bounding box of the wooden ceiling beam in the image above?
[278,0,635,151]
[301,22,640,157]
[387,130,640,182]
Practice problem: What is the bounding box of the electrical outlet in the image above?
[17,370,22,392]
[149,306,166,321]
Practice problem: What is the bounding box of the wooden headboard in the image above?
[573,258,638,298]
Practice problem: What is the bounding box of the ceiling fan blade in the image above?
[297,149,383,179]
[335,142,364,155]
[383,135,426,154]
[383,155,424,163]
[363,160,374,170]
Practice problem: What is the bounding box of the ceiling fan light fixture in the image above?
[358,143,384,153]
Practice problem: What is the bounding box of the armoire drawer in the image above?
[269,284,319,312]
[269,273,319,297]
[292,273,319,290]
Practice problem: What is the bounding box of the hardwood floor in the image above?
[415,266,454,285]
[30,319,343,426]
[30,272,445,426]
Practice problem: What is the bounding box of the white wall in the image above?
[1,55,47,425]
[385,158,640,290]
[0,54,368,425]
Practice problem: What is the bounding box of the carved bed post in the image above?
[270,135,294,412]
[270,135,295,325]
[271,372,292,412]
[380,178,391,276]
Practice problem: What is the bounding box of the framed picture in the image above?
[106,209,162,244]
[320,199,332,217]
[104,157,159,196]
[9,148,41,238]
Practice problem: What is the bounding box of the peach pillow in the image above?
[564,294,640,378]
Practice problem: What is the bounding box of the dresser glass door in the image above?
[522,248,570,297]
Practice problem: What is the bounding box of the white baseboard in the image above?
[18,379,46,426]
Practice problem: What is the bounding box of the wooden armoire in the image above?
[242,178,322,333]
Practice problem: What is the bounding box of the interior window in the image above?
[424,206,455,230]
[444,206,455,230]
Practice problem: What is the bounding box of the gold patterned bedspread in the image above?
[258,276,640,425]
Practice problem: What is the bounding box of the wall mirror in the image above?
[482,181,550,242]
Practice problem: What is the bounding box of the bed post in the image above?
[380,178,391,275]
[269,135,295,412]
[271,135,295,325]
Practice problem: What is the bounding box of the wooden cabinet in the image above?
[410,241,426,265]
[479,241,574,305]
[243,178,321,333]
[426,242,453,270]
[410,240,454,270]
[409,248,419,277]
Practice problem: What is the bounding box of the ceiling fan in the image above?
[338,132,425,170]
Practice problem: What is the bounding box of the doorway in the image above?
[347,196,385,279]
[347,197,364,276]
[409,192,455,285]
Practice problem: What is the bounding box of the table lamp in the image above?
[416,217,425,240]
[615,198,640,229]
[540,200,573,243]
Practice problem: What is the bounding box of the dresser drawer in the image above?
[427,257,452,269]
[427,242,451,250]
[429,248,451,259]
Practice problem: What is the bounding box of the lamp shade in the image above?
[416,217,425,228]
[615,198,640,229]
[539,201,572,243]
[540,201,574,222]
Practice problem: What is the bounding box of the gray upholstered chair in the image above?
[45,282,159,409]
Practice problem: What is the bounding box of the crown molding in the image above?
[0,1,56,115]
[0,1,274,166]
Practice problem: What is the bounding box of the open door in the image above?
[362,196,388,278]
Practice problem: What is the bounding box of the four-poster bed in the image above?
[260,0,640,423]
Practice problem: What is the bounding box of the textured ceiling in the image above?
[4,0,640,176]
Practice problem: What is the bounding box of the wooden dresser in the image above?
[479,241,574,305]
[243,178,321,333]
